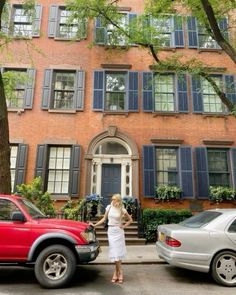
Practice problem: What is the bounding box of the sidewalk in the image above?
[91,244,165,264]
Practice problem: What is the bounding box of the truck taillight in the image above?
[165,236,181,247]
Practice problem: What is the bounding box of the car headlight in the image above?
[81,227,96,243]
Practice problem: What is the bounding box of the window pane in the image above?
[105,73,126,111]
[202,77,223,113]
[154,74,174,111]
[13,6,33,37]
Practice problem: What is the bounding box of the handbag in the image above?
[103,205,111,230]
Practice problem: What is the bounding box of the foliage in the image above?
[209,185,236,203]
[16,177,55,216]
[122,196,137,216]
[84,193,103,219]
[142,208,192,241]
[60,199,86,220]
[155,184,182,202]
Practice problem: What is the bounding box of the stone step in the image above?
[98,237,146,246]
[96,231,139,238]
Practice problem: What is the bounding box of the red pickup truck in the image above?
[0,194,100,288]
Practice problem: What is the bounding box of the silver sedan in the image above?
[156,209,236,287]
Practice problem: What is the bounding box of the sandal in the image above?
[111,273,118,283]
[118,273,123,283]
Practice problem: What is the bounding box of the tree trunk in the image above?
[0,71,11,193]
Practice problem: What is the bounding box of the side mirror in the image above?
[11,211,25,222]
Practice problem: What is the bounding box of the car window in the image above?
[179,211,222,228]
[228,219,236,233]
[18,198,46,219]
[0,199,20,221]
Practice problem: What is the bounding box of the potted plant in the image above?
[85,193,103,219]
[122,196,137,217]
[155,184,182,202]
[209,186,235,204]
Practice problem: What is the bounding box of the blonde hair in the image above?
[111,193,122,208]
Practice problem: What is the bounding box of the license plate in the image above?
[159,232,164,241]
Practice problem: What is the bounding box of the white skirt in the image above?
[108,226,127,262]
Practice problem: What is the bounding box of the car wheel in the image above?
[34,244,76,289]
[211,251,236,287]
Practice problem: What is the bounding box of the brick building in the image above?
[2,0,236,211]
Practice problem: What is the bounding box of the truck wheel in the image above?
[34,245,76,289]
[211,251,236,287]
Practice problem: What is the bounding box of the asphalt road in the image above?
[0,264,235,295]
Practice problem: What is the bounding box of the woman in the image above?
[90,193,133,283]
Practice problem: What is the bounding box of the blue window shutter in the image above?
[177,74,188,112]
[224,75,236,105]
[128,13,137,45]
[179,146,193,197]
[142,72,153,111]
[191,75,203,112]
[32,4,42,37]
[94,17,106,44]
[230,148,236,189]
[142,145,155,197]
[128,71,138,111]
[14,144,28,191]
[173,15,184,47]
[35,145,47,188]
[41,69,53,109]
[218,17,228,40]
[69,145,80,197]
[187,16,198,48]
[93,70,104,110]
[74,70,85,110]
[24,68,36,109]
[195,147,209,198]
[48,5,58,38]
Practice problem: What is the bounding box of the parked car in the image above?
[0,194,100,289]
[156,209,236,287]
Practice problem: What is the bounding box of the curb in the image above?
[90,258,166,265]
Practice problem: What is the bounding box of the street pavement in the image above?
[91,243,164,264]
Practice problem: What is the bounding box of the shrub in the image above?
[209,186,235,203]
[155,184,182,202]
[142,208,192,242]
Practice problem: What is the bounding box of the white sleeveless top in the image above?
[106,205,127,226]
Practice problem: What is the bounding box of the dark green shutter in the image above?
[1,3,10,34]
[195,147,209,198]
[218,17,228,40]
[191,75,203,112]
[142,72,153,111]
[177,74,188,112]
[14,144,28,191]
[48,5,58,37]
[41,69,53,109]
[128,13,137,46]
[93,70,104,110]
[32,4,42,37]
[142,145,155,197]
[179,146,193,197]
[24,68,36,109]
[74,70,85,110]
[174,16,184,47]
[231,148,236,189]
[69,145,80,197]
[224,75,236,105]
[187,16,198,48]
[35,145,47,188]
[128,71,138,111]
[94,17,106,44]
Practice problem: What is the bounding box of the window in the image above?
[2,68,35,110]
[156,148,178,185]
[10,144,28,192]
[187,16,228,49]
[95,141,128,155]
[41,69,85,111]
[48,5,86,40]
[47,147,71,194]
[191,74,235,114]
[0,199,20,221]
[151,16,172,47]
[35,144,81,197]
[105,72,126,111]
[93,70,138,112]
[94,13,136,46]
[154,74,175,111]
[142,145,193,197]
[208,149,230,187]
[195,147,236,198]
[142,72,188,113]
[3,4,42,38]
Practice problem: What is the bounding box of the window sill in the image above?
[202,113,228,118]
[8,108,24,114]
[198,48,222,54]
[103,111,128,117]
[152,112,179,117]
[48,109,76,114]
[158,47,176,52]
[50,195,71,201]
[54,37,85,41]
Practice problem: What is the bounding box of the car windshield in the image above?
[18,198,46,219]
[179,211,222,228]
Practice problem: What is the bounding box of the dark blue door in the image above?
[101,164,121,210]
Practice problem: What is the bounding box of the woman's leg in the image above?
[117,260,123,283]
[111,262,119,282]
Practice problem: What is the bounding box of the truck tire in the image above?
[34,244,76,289]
